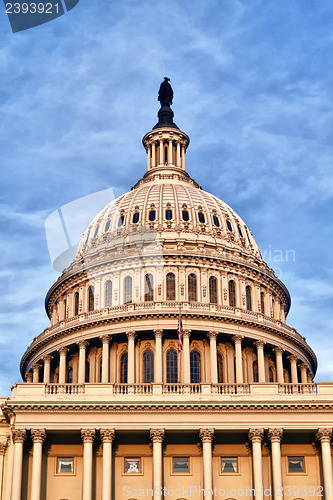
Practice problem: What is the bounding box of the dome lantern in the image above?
[142,78,190,174]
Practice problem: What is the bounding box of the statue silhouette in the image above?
[158,77,174,107]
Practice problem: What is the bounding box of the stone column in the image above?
[268,429,283,500]
[32,363,41,384]
[26,372,33,383]
[232,335,244,384]
[208,331,218,384]
[78,341,88,384]
[101,335,111,384]
[43,355,53,384]
[225,343,235,383]
[254,341,265,382]
[168,138,173,166]
[100,429,115,500]
[154,330,163,384]
[71,353,79,383]
[181,144,185,169]
[176,142,181,167]
[273,348,284,384]
[11,429,26,500]
[299,363,308,384]
[147,144,151,170]
[183,330,191,384]
[152,142,156,168]
[126,331,136,384]
[81,429,95,500]
[58,347,69,384]
[159,139,164,165]
[150,429,165,500]
[30,429,46,500]
[288,355,298,383]
[317,429,333,500]
[200,429,214,497]
[249,429,264,500]
[0,440,8,500]
[308,371,314,383]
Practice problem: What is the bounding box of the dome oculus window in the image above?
[118,215,125,227]
[198,212,205,224]
[226,220,233,232]
[132,212,140,224]
[165,209,173,221]
[104,220,111,232]
[149,210,156,222]
[182,210,189,221]
[213,215,220,227]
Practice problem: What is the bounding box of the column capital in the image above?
[78,340,88,349]
[26,372,33,383]
[232,335,244,344]
[100,335,111,345]
[154,329,163,339]
[308,371,314,380]
[183,329,191,339]
[248,428,264,443]
[254,340,265,349]
[71,353,79,360]
[126,330,137,341]
[32,363,42,371]
[316,428,332,443]
[0,441,7,455]
[267,428,283,443]
[81,429,96,444]
[150,428,165,443]
[42,355,53,363]
[12,429,26,444]
[31,429,46,444]
[299,363,308,372]
[100,429,115,443]
[208,331,218,341]
[288,354,298,364]
[273,347,284,356]
[199,428,214,443]
[58,347,69,356]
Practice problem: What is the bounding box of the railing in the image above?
[278,383,317,395]
[212,383,250,395]
[41,382,318,397]
[45,384,85,395]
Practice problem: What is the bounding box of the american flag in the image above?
[177,311,183,353]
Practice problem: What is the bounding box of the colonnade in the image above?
[26,330,313,386]
[7,427,333,500]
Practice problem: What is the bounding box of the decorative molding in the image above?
[31,428,46,444]
[12,429,26,444]
[199,428,214,443]
[248,428,264,443]
[100,335,111,345]
[81,429,96,443]
[207,331,218,341]
[78,340,88,349]
[154,329,163,339]
[316,428,332,443]
[100,428,115,443]
[232,335,244,344]
[150,428,165,443]
[126,331,137,341]
[267,428,283,443]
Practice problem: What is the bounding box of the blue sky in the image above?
[1,0,333,395]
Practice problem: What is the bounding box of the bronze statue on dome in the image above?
[158,77,173,107]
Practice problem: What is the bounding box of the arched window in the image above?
[88,286,94,312]
[93,225,99,238]
[190,350,201,383]
[182,210,189,221]
[246,285,252,311]
[144,273,154,302]
[105,280,112,308]
[226,220,233,231]
[132,212,140,224]
[124,276,132,304]
[166,273,176,301]
[237,225,243,237]
[188,273,197,302]
[253,361,258,383]
[213,215,220,227]
[120,353,128,383]
[165,209,173,220]
[198,212,205,223]
[209,276,218,304]
[104,220,111,232]
[149,210,156,221]
[74,292,79,316]
[143,350,154,383]
[260,292,265,314]
[118,215,124,227]
[269,366,274,382]
[166,350,178,383]
[217,353,223,383]
[229,280,236,307]
[164,146,168,164]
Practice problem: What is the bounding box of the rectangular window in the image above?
[288,457,304,473]
[57,458,74,474]
[125,458,141,473]
[222,457,238,473]
[173,457,189,473]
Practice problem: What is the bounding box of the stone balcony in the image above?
[9,382,333,403]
